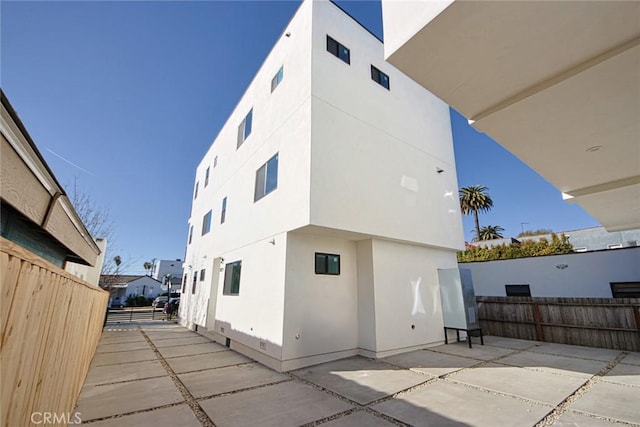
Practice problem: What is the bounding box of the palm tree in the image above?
[477,225,505,241]
[113,255,122,275]
[143,261,152,276]
[459,185,494,241]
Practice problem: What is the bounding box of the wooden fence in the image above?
[476,296,640,352]
[1,238,109,427]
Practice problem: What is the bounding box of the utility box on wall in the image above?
[438,268,479,330]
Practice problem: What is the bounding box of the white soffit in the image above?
[384,0,640,231]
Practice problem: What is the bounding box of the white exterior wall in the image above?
[181,0,465,370]
[180,0,314,331]
[65,238,107,286]
[152,259,183,281]
[282,232,359,368]
[466,247,640,298]
[369,239,457,356]
[310,1,463,250]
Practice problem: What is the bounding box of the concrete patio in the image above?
[76,322,640,426]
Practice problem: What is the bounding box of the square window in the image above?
[326,35,350,64]
[221,197,227,223]
[371,65,390,90]
[202,210,212,235]
[237,109,253,148]
[223,261,242,295]
[271,66,284,92]
[315,253,340,275]
[254,153,279,201]
[200,269,206,281]
[205,167,210,187]
[505,284,531,297]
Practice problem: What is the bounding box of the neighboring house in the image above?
[468,226,640,253]
[520,226,640,252]
[100,275,164,307]
[1,90,101,268]
[181,0,465,371]
[463,247,640,298]
[65,238,107,286]
[151,258,184,284]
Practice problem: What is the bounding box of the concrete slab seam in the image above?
[534,351,627,427]
[173,360,255,374]
[192,378,294,401]
[162,349,231,360]
[288,370,433,426]
[78,401,188,424]
[84,373,168,388]
[529,347,623,363]
[140,328,216,427]
[91,357,159,367]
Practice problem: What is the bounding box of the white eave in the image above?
[383,0,640,231]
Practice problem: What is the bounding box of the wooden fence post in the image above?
[532,302,545,342]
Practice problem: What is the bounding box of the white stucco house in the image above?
[180,0,465,371]
[101,275,164,308]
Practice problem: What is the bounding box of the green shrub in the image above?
[458,233,573,262]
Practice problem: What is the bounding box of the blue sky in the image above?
[1,0,598,274]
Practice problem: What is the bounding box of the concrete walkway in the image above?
[76,322,640,426]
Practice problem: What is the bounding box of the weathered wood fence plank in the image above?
[0,238,108,427]
[477,296,640,351]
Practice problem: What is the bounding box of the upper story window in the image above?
[194,182,199,199]
[505,284,531,297]
[254,153,279,202]
[327,35,350,64]
[214,155,218,168]
[192,272,197,294]
[202,210,212,235]
[188,225,193,244]
[200,269,206,281]
[371,65,390,90]
[221,197,227,224]
[204,167,210,187]
[237,109,253,149]
[271,66,284,92]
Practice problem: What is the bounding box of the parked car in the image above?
[152,296,168,309]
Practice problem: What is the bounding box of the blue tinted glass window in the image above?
[326,35,350,65]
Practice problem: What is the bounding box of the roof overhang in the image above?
[382,0,640,231]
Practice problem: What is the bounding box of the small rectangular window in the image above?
[505,284,531,297]
[202,210,212,235]
[205,167,210,187]
[315,253,340,275]
[214,155,218,168]
[237,109,253,148]
[200,269,206,281]
[326,35,350,64]
[371,65,390,90]
[194,182,199,199]
[611,282,640,298]
[254,153,279,202]
[182,273,187,293]
[221,197,227,224]
[223,261,242,295]
[188,225,193,244]
[192,272,197,294]
[271,66,284,92]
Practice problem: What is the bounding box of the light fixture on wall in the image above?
[268,238,276,245]
[285,32,291,37]
[556,264,568,270]
[436,167,444,174]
